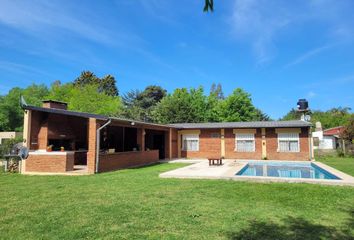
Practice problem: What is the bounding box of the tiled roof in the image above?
[323,126,344,136]
[23,105,170,128]
[23,105,312,129]
[168,120,312,129]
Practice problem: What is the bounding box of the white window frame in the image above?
[235,133,255,152]
[182,134,199,151]
[277,132,300,152]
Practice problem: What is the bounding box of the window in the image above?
[278,133,300,152]
[182,134,199,151]
[210,133,220,138]
[235,133,255,152]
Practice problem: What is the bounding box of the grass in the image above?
[0,162,353,239]
[317,155,354,176]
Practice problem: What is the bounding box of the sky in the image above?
[0,0,353,119]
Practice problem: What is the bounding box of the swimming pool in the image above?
[236,161,341,180]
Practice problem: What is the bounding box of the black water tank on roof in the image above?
[297,99,308,111]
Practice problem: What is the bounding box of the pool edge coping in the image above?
[159,160,354,187]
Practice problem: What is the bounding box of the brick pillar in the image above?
[220,129,225,158]
[261,128,267,159]
[87,118,98,174]
[22,110,32,173]
[137,128,145,151]
[167,129,172,159]
[38,121,48,150]
[177,132,181,158]
[164,130,169,159]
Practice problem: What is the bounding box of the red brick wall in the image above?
[87,118,98,174]
[26,153,74,172]
[29,111,41,150]
[29,111,87,151]
[181,129,221,158]
[42,102,67,110]
[171,129,178,158]
[175,127,310,161]
[98,150,159,172]
[266,128,310,160]
[224,128,262,159]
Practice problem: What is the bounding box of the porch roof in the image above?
[23,105,312,130]
[168,120,312,129]
[23,105,170,129]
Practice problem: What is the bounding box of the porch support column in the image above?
[38,120,48,150]
[261,128,267,159]
[220,129,225,158]
[169,128,172,159]
[22,110,32,172]
[177,132,181,158]
[137,128,145,151]
[87,118,98,174]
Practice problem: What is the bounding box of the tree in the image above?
[281,107,352,129]
[218,88,259,122]
[73,71,119,96]
[46,83,122,116]
[152,87,207,124]
[100,75,119,96]
[203,0,214,12]
[210,83,224,100]
[281,108,302,121]
[138,85,167,109]
[122,85,166,121]
[254,108,271,121]
[73,71,100,87]
[69,85,122,116]
[122,89,141,108]
[341,115,354,143]
[0,84,49,131]
[205,93,222,122]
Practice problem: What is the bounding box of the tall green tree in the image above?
[203,0,214,12]
[100,74,119,96]
[210,83,224,100]
[122,85,166,121]
[152,87,207,124]
[47,82,122,116]
[218,88,259,122]
[205,93,222,122]
[281,107,353,129]
[254,108,271,121]
[0,84,49,131]
[341,115,354,143]
[73,71,119,96]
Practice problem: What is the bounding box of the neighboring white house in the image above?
[312,122,344,150]
[0,132,22,145]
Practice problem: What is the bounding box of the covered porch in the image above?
[22,101,173,174]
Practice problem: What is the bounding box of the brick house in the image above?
[21,100,312,174]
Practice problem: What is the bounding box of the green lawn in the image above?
[0,163,353,239]
[318,156,354,176]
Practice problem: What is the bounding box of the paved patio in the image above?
[159,159,354,186]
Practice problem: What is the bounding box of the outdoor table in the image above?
[208,158,222,166]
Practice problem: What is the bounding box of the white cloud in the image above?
[0,60,52,78]
[307,91,317,99]
[0,0,143,48]
[229,0,292,64]
[228,0,354,65]
[284,43,338,68]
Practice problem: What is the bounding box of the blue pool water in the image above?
[236,161,340,180]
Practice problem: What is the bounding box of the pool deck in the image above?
[159,159,354,186]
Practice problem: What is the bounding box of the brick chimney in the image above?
[42,100,68,110]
